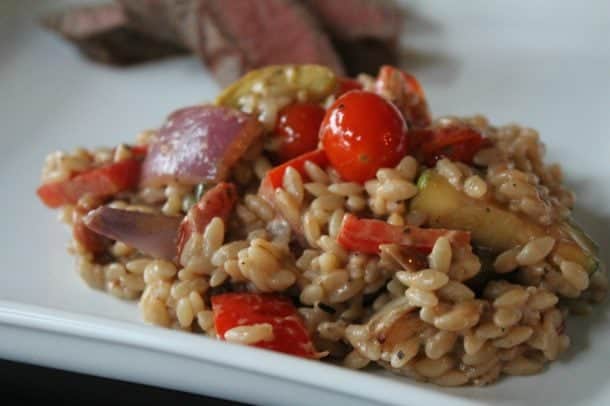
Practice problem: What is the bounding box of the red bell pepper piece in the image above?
[130,144,148,159]
[376,65,431,128]
[37,158,142,208]
[211,293,316,358]
[258,149,329,235]
[258,149,328,202]
[337,214,471,254]
[73,216,111,254]
[176,182,237,260]
[413,125,485,166]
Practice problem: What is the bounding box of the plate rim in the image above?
[0,299,482,406]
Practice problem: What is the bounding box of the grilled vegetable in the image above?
[141,105,263,187]
[561,220,599,257]
[375,65,431,128]
[258,149,328,203]
[176,182,238,260]
[83,207,182,260]
[211,293,316,358]
[216,65,337,110]
[412,125,486,166]
[410,171,599,273]
[73,216,111,254]
[258,149,328,234]
[37,158,141,208]
[337,214,471,254]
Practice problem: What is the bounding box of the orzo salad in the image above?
[37,64,606,386]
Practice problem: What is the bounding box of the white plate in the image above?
[1,0,609,405]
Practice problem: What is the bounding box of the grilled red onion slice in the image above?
[141,105,263,187]
[83,206,181,260]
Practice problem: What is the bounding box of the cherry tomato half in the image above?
[274,102,325,163]
[320,90,409,183]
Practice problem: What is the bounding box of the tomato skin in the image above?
[320,90,409,183]
[274,102,325,163]
[211,293,316,358]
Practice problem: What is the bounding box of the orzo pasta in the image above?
[37,64,605,386]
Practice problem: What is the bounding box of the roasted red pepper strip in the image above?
[36,158,142,208]
[130,144,148,159]
[259,149,328,202]
[258,149,329,234]
[337,214,471,254]
[414,125,485,166]
[211,293,316,358]
[176,182,237,260]
[73,216,111,254]
[376,65,431,128]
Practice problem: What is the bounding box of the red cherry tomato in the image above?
[320,90,409,183]
[274,102,325,162]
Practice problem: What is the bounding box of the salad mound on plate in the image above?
[37,64,606,386]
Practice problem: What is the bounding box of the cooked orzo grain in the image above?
[37,64,605,387]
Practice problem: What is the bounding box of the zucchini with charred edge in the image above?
[410,170,599,274]
[215,65,337,110]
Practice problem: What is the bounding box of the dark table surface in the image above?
[1,359,250,405]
